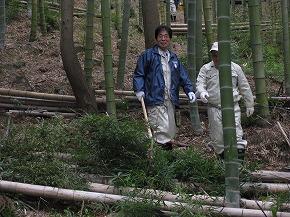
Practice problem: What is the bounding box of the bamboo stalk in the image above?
[0,88,76,102]
[1,180,290,216]
[242,182,290,193]
[251,170,290,183]
[6,110,77,118]
[88,183,290,211]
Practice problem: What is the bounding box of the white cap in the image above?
[210,42,218,52]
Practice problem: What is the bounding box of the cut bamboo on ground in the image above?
[1,180,290,217]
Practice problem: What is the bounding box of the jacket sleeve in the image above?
[133,52,147,93]
[236,66,254,108]
[179,62,195,95]
[196,65,207,95]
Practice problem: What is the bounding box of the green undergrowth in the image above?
[0,114,259,216]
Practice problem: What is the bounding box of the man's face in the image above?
[211,51,219,67]
[156,30,171,51]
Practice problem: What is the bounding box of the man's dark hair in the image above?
[155,25,172,39]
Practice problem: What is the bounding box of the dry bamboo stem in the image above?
[277,122,290,147]
[251,170,290,183]
[88,183,290,211]
[0,88,76,102]
[242,182,290,193]
[1,180,290,217]
[6,110,77,118]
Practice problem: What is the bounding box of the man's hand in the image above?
[188,92,196,103]
[246,107,254,117]
[200,91,209,103]
[135,91,145,101]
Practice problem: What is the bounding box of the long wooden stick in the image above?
[242,182,290,193]
[141,98,153,159]
[251,170,290,183]
[1,180,290,216]
[277,121,290,147]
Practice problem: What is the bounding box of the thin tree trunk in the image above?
[196,0,202,69]
[114,0,121,38]
[60,0,98,113]
[29,0,37,41]
[138,0,143,31]
[212,0,217,23]
[116,0,131,89]
[141,0,160,48]
[281,0,290,95]
[217,0,240,208]
[101,0,116,116]
[38,0,46,34]
[183,0,187,23]
[0,0,5,49]
[248,0,269,119]
[84,0,95,88]
[187,0,203,135]
[203,0,213,56]
[166,0,171,27]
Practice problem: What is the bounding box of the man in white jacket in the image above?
[196,42,255,161]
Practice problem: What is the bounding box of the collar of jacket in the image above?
[152,45,176,60]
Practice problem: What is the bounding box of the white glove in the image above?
[135,91,145,101]
[188,92,196,103]
[246,107,254,117]
[200,91,209,103]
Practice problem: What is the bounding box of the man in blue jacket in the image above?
[133,25,196,150]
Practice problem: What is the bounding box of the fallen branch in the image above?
[251,170,290,183]
[277,121,290,147]
[242,182,290,193]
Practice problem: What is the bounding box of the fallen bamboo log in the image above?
[88,183,290,211]
[6,110,77,118]
[0,95,77,108]
[242,182,290,193]
[251,170,290,183]
[0,88,76,102]
[1,180,290,217]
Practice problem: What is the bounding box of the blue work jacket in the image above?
[133,45,195,107]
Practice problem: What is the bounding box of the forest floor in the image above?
[1,2,290,216]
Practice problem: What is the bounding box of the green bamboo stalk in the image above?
[84,0,95,88]
[270,0,278,43]
[217,0,240,208]
[159,0,165,24]
[242,0,248,21]
[114,0,122,38]
[196,0,202,70]
[187,0,203,134]
[166,0,170,27]
[281,0,290,95]
[248,0,269,118]
[38,0,47,34]
[138,0,143,31]
[101,0,116,116]
[203,0,214,55]
[29,0,37,41]
[116,0,131,89]
[212,0,217,23]
[0,0,5,49]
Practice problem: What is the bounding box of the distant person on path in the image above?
[170,0,177,22]
[196,42,255,161]
[133,25,196,150]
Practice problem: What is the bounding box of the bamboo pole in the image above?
[88,182,290,211]
[242,182,290,193]
[251,170,290,183]
[0,88,76,102]
[6,110,77,118]
[1,180,290,216]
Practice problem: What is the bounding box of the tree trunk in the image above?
[217,0,240,208]
[29,0,37,41]
[203,0,214,57]
[84,0,95,88]
[141,0,160,48]
[187,0,203,135]
[0,0,5,49]
[101,0,116,116]
[248,0,269,119]
[138,0,143,31]
[38,0,46,34]
[114,0,122,38]
[281,0,290,95]
[183,0,187,23]
[60,0,98,113]
[116,0,131,89]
